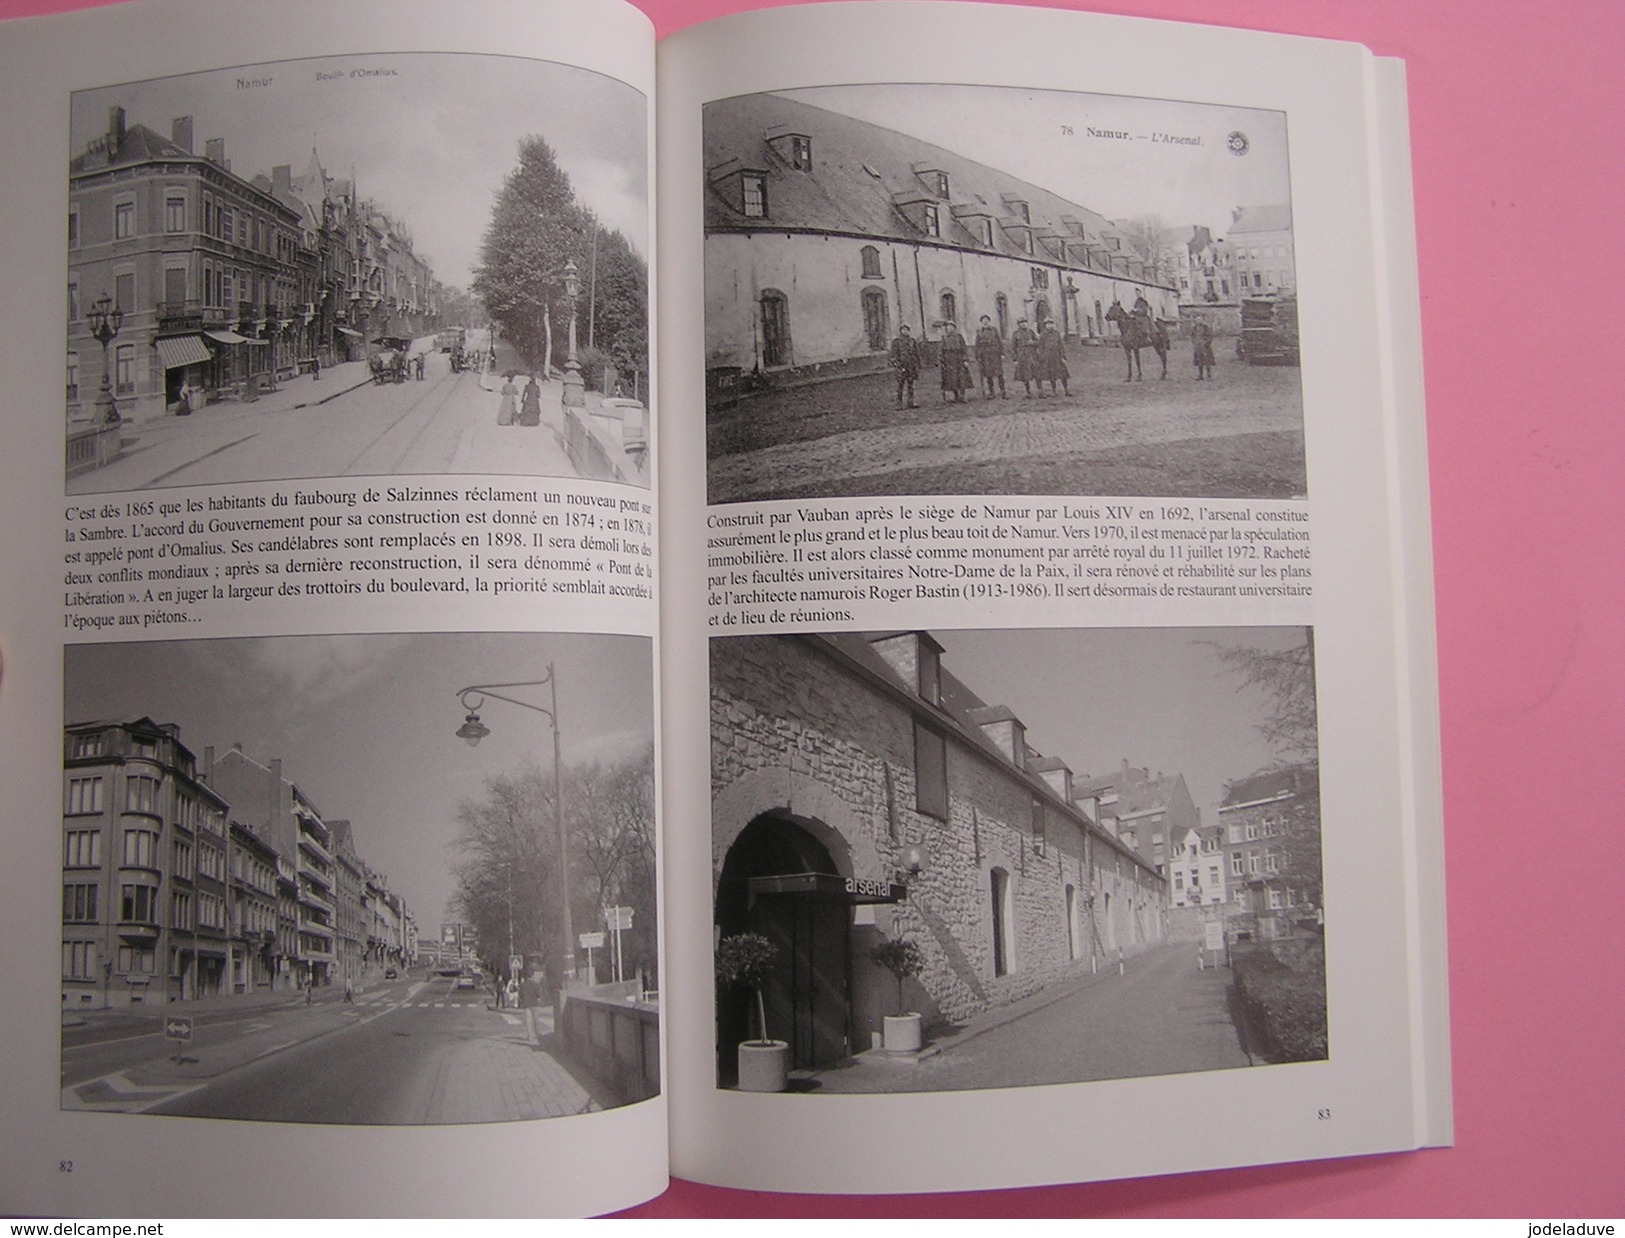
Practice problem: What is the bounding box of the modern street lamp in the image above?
[560,258,585,409]
[86,293,124,423]
[454,667,574,995]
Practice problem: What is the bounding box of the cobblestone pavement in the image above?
[709,342,1304,502]
[800,941,1252,1095]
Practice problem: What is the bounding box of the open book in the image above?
[0,0,1450,1216]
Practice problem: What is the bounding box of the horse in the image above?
[1104,301,1170,382]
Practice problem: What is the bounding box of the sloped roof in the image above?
[704,93,1125,264]
[1220,763,1317,808]
[70,122,189,174]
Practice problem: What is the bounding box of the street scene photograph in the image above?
[711,625,1325,1094]
[67,52,649,493]
[60,631,657,1123]
[704,85,1303,503]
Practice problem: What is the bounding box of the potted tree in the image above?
[715,932,789,1092]
[870,936,927,1054]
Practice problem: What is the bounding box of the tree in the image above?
[569,744,657,984]
[471,137,648,382]
[1118,214,1179,285]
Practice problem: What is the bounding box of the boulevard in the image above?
[62,969,610,1124]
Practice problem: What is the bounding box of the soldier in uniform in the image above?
[939,320,970,403]
[1011,318,1040,397]
[1192,318,1216,380]
[888,324,921,409]
[974,315,1006,399]
[1036,319,1070,397]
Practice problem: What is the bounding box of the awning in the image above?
[747,872,906,905]
[205,329,248,345]
[337,326,363,339]
[154,334,212,370]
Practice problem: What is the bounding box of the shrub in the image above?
[716,932,778,1044]
[1231,942,1328,1062]
[870,937,926,1016]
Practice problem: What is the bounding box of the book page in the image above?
[656,0,1447,1194]
[0,0,665,1217]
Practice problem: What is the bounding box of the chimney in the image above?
[171,116,193,154]
[203,744,215,781]
[107,106,126,155]
[273,164,292,196]
[205,137,225,167]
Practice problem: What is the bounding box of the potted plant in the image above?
[715,932,788,1092]
[870,936,927,1054]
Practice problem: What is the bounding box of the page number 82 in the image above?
[1316,1108,1332,1121]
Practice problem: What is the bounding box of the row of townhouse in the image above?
[702,94,1185,390]
[62,718,414,1009]
[68,105,438,424]
[710,631,1169,1077]
[1163,207,1298,318]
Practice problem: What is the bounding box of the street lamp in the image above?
[86,293,124,423]
[453,667,574,996]
[560,258,585,409]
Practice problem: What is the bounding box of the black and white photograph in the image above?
[66,52,650,492]
[704,85,1302,503]
[711,626,1325,1094]
[60,631,657,1123]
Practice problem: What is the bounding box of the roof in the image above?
[70,122,189,174]
[1220,764,1318,808]
[704,93,1128,264]
[1229,204,1294,235]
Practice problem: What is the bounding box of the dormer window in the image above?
[918,640,941,704]
[977,217,994,247]
[789,135,811,170]
[923,204,940,237]
[741,173,767,219]
[935,171,949,197]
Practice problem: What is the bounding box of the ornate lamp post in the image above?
[86,293,124,423]
[454,667,574,997]
[560,258,585,409]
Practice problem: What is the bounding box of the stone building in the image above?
[1219,763,1321,941]
[711,631,1166,1076]
[1229,204,1296,298]
[703,94,1179,389]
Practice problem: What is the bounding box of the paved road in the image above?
[62,974,606,1123]
[68,346,579,493]
[808,941,1252,1095]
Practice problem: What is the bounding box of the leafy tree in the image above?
[1118,213,1179,284]
[715,933,778,1044]
[869,937,926,1016]
[471,137,647,383]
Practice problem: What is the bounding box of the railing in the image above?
[557,990,660,1104]
[67,419,121,477]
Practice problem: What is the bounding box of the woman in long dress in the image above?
[498,372,518,424]
[520,374,542,426]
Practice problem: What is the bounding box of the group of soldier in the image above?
[888,313,1073,408]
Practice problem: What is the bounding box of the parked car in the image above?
[455,972,477,990]
[384,967,399,980]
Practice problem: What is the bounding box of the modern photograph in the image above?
[704,85,1302,503]
[60,631,657,1123]
[711,626,1325,1094]
[67,52,649,492]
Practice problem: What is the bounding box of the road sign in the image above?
[579,932,606,949]
[608,905,633,931]
[165,1016,193,1042]
[509,954,524,976]
[1204,921,1225,952]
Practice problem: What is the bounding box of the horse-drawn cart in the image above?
[369,336,413,384]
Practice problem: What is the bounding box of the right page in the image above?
[656,0,1447,1194]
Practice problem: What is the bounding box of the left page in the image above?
[0,0,664,1217]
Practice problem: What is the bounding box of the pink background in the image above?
[10,0,1622,1218]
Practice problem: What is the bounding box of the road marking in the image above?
[63,1071,206,1115]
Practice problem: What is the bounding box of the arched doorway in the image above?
[715,813,855,1078]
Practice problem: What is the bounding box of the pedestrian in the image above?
[939,320,970,403]
[519,373,542,426]
[415,353,425,381]
[311,353,321,381]
[344,976,354,1003]
[1011,318,1040,397]
[505,977,519,1010]
[974,314,1006,399]
[1192,318,1216,380]
[498,372,518,425]
[175,378,192,417]
[888,324,921,409]
[1036,319,1070,396]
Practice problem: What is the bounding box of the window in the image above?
[938,291,956,324]
[68,280,79,323]
[64,829,101,868]
[114,272,135,314]
[221,207,234,241]
[978,218,994,247]
[759,289,790,367]
[1018,230,1033,255]
[1246,821,1260,840]
[1031,797,1046,851]
[1031,267,1049,289]
[1230,852,1244,877]
[934,171,950,197]
[199,844,222,881]
[1173,871,1184,891]
[120,883,158,924]
[172,840,193,879]
[914,720,948,820]
[170,890,192,930]
[1265,852,1280,873]
[165,193,186,233]
[1268,889,1285,910]
[1209,865,1220,886]
[859,245,882,278]
[117,945,156,974]
[63,884,98,923]
[122,828,159,869]
[66,777,103,815]
[741,174,766,218]
[164,266,187,307]
[1234,889,1249,911]
[114,199,135,240]
[990,867,1011,976]
[114,346,136,396]
[917,640,941,704]
[68,206,80,249]
[125,776,158,814]
[995,294,1009,336]
[63,941,97,980]
[861,287,889,353]
[923,204,940,238]
[789,135,811,169]
[1247,849,1262,875]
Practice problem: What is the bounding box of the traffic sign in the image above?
[509,954,524,976]
[579,932,606,949]
[165,1016,193,1042]
[608,905,633,931]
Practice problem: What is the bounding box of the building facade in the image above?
[1219,764,1321,942]
[1229,205,1296,298]
[703,95,1179,388]
[711,631,1166,1076]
